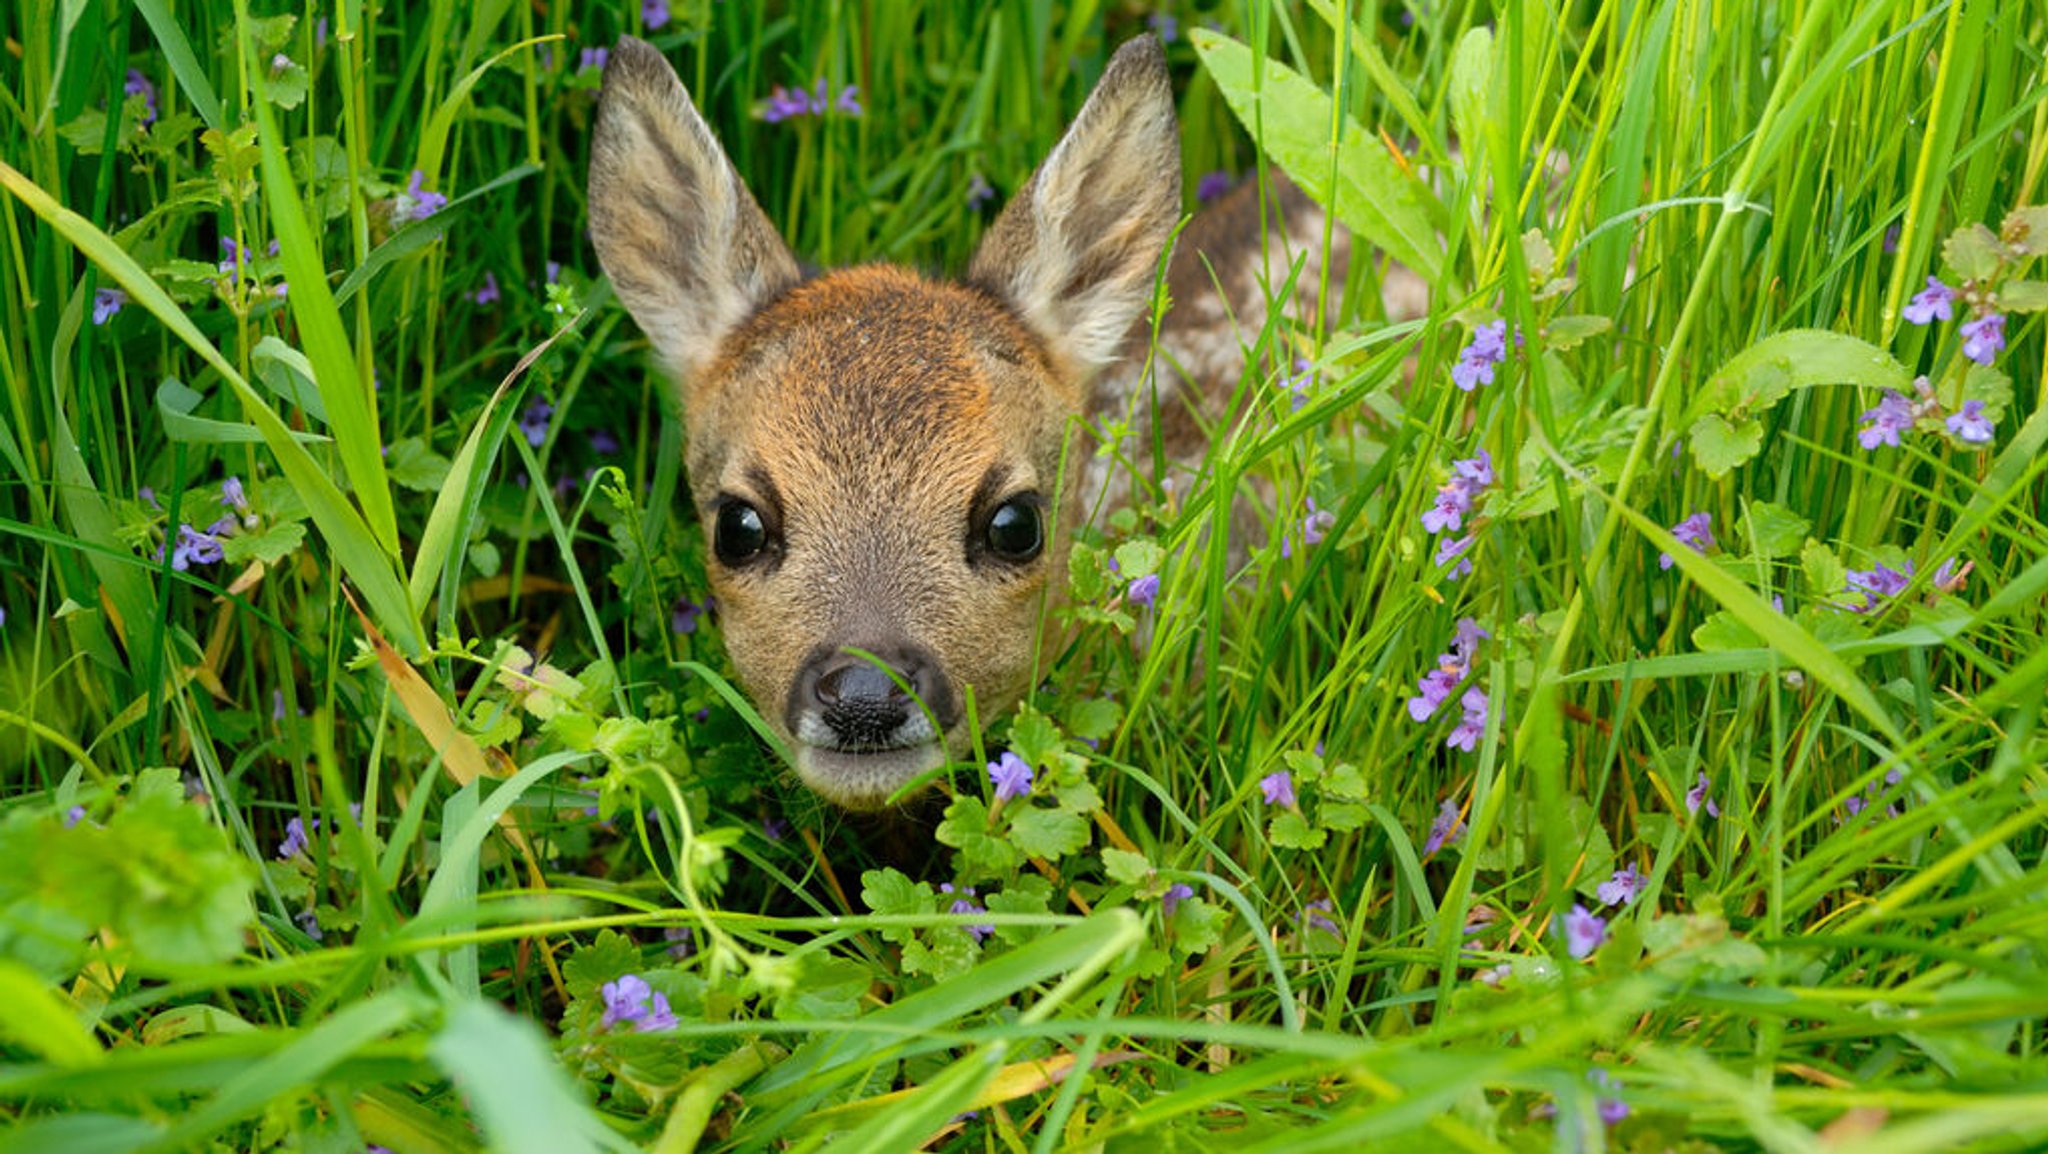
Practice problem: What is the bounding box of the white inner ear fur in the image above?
[971,38,1182,377]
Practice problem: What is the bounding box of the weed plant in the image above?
[2,1,2046,1150]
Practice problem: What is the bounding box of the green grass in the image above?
[3,1,2047,1151]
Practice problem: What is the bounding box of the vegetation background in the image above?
[2,0,2045,1150]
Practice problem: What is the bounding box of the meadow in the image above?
[2,0,2046,1150]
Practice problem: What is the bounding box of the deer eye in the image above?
[714,500,769,566]
[984,498,1043,563]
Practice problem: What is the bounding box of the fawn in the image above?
[588,35,1344,809]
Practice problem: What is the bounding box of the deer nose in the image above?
[794,644,955,751]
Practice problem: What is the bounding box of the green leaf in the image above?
[1801,538,1846,603]
[1063,695,1122,743]
[1190,29,1446,282]
[1544,314,1612,350]
[386,436,454,493]
[1686,329,1912,425]
[220,520,306,566]
[1693,610,1764,652]
[1448,27,1493,185]
[1688,413,1764,478]
[1112,538,1165,581]
[1005,704,1064,771]
[1996,279,2048,313]
[935,797,1021,881]
[2003,206,2048,255]
[1169,896,1226,955]
[1943,222,2003,280]
[256,57,309,109]
[429,1000,604,1154]
[983,875,1054,946]
[1322,762,1367,801]
[1101,847,1154,886]
[1521,228,1557,283]
[1008,806,1088,860]
[1740,500,1811,558]
[1268,809,1325,849]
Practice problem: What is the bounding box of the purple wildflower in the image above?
[472,271,500,306]
[1451,320,1509,391]
[1149,13,1180,41]
[988,751,1034,800]
[1590,1068,1631,1124]
[966,172,995,209]
[1846,562,1912,613]
[316,17,328,50]
[1685,771,1720,818]
[641,0,671,30]
[1259,770,1296,807]
[834,85,863,117]
[1301,498,1337,548]
[1449,617,1489,664]
[92,288,126,325]
[169,522,226,570]
[1283,360,1313,411]
[1422,798,1463,855]
[600,973,653,1029]
[940,883,993,941]
[1303,898,1340,936]
[588,428,620,455]
[1597,863,1645,908]
[1959,313,2006,365]
[1902,276,1955,325]
[671,597,705,634]
[1195,170,1234,203]
[276,816,314,859]
[762,816,789,842]
[1946,399,1994,444]
[758,85,811,122]
[295,910,323,941]
[221,475,248,513]
[1933,557,1970,594]
[1857,390,1916,449]
[1562,903,1606,959]
[519,399,553,447]
[1162,882,1195,919]
[1407,668,1462,722]
[1445,686,1488,752]
[665,926,696,959]
[1127,573,1160,608]
[579,47,609,74]
[1658,511,1715,570]
[638,992,678,1031]
[64,805,86,828]
[124,69,158,124]
[397,170,447,223]
[1452,449,1495,487]
[1422,485,1473,534]
[270,52,293,75]
[1434,534,1474,580]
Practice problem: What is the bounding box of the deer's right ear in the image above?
[588,37,800,378]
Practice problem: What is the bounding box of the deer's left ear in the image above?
[968,36,1181,376]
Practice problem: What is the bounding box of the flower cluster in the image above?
[1282,496,1337,558]
[671,596,708,635]
[1596,863,1645,908]
[939,882,993,941]
[1451,320,1509,391]
[1858,375,1997,450]
[1258,769,1295,807]
[1844,561,1911,614]
[124,69,158,125]
[1421,451,1492,580]
[1843,767,1906,821]
[1422,797,1464,855]
[1406,618,1490,754]
[756,79,862,123]
[1658,511,1716,570]
[1685,771,1720,818]
[1903,272,2010,365]
[641,0,670,30]
[599,973,677,1032]
[393,170,447,224]
[92,288,127,325]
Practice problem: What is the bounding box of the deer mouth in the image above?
[790,738,948,810]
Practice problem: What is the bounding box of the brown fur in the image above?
[589,35,1349,808]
